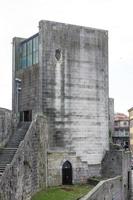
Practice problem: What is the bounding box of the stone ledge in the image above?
[80,176,122,200]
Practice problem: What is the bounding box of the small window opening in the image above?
[19,110,32,122]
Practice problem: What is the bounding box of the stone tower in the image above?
[12,20,109,185]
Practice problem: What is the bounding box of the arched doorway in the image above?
[62,161,72,185]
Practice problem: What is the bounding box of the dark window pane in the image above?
[27,40,32,54]
[22,43,26,57]
[27,54,32,66]
[35,51,39,63]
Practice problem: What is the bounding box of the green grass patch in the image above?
[32,184,94,200]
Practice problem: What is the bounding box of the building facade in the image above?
[12,20,109,185]
[112,113,129,148]
[128,107,133,152]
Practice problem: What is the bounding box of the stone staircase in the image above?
[0,122,30,175]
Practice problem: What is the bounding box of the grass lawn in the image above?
[31,184,94,200]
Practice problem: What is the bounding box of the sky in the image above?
[0,0,133,114]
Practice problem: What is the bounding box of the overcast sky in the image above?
[0,0,133,114]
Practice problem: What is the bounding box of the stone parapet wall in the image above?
[0,114,48,200]
[80,176,123,200]
[101,150,131,200]
[0,108,12,147]
[122,151,131,200]
[101,150,131,178]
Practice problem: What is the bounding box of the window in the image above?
[33,36,38,64]
[124,121,128,126]
[114,121,119,126]
[19,110,32,122]
[19,34,39,69]
[27,40,32,66]
[20,43,27,69]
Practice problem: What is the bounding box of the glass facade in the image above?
[19,34,39,69]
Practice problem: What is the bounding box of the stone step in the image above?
[0,167,8,170]
[0,122,30,175]
[0,169,6,172]
[0,161,12,164]
[0,166,6,169]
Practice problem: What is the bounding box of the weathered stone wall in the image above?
[47,151,101,186]
[0,114,48,200]
[101,150,131,178]
[101,150,123,178]
[39,20,109,166]
[0,108,12,147]
[109,98,114,138]
[80,176,123,200]
[122,151,131,200]
[101,150,131,199]
[12,20,110,187]
[15,64,39,117]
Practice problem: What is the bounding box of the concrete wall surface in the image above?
[108,98,114,137]
[122,151,131,200]
[0,108,12,147]
[39,20,109,165]
[0,114,48,200]
[80,176,123,200]
[101,150,131,200]
[101,150,131,178]
[15,64,39,116]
